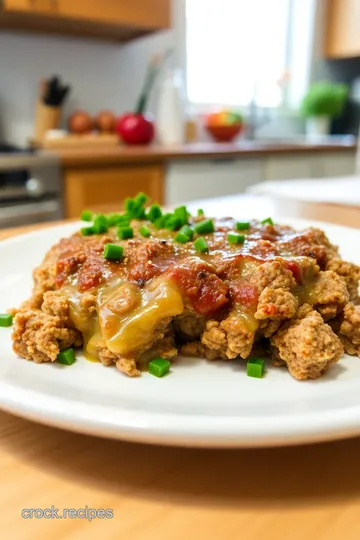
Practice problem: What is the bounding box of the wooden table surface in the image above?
[1,202,360,539]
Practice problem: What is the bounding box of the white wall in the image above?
[0,5,177,146]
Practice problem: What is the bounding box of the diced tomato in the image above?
[284,260,302,283]
[230,281,259,308]
[169,261,228,315]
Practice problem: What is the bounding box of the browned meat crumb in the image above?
[326,259,360,301]
[271,305,343,380]
[338,303,360,355]
[180,340,227,360]
[202,311,256,359]
[309,270,349,320]
[173,311,205,341]
[255,287,298,320]
[253,260,296,290]
[12,310,82,363]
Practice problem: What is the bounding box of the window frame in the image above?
[174,0,317,114]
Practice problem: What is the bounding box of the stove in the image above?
[0,143,62,228]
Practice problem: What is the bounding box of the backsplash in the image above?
[0,29,173,146]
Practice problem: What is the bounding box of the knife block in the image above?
[34,101,61,142]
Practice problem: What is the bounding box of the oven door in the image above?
[0,199,62,228]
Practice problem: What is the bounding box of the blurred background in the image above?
[0,0,359,228]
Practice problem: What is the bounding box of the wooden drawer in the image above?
[64,164,164,218]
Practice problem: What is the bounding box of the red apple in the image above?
[116,113,155,145]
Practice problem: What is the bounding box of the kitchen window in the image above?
[183,0,317,110]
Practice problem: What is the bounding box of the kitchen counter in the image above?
[57,137,357,218]
[54,138,357,167]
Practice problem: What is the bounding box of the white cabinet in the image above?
[263,152,355,181]
[165,150,356,205]
[264,155,313,181]
[166,158,263,205]
[313,152,355,177]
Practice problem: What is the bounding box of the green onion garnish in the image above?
[140,225,151,238]
[228,232,245,245]
[175,224,194,243]
[197,209,204,216]
[107,213,130,227]
[148,204,162,223]
[80,209,93,222]
[153,216,165,229]
[80,226,95,236]
[93,214,108,234]
[247,358,265,378]
[57,348,76,366]
[125,197,135,215]
[261,217,274,226]
[149,357,171,377]
[180,225,194,240]
[117,226,134,240]
[175,232,189,243]
[103,243,124,261]
[174,206,188,226]
[194,219,214,235]
[236,221,250,231]
[194,237,209,253]
[164,215,182,231]
[135,192,148,206]
[0,313,13,327]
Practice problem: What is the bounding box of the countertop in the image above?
[1,195,360,538]
[55,138,357,167]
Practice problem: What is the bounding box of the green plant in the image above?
[300,82,348,118]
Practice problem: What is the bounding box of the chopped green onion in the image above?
[247,358,265,378]
[236,221,250,231]
[57,348,76,366]
[140,225,151,238]
[107,213,130,227]
[148,204,162,223]
[149,357,171,377]
[135,192,148,206]
[194,219,214,235]
[261,217,274,226]
[194,237,209,253]
[180,225,194,240]
[80,226,95,236]
[153,216,165,229]
[134,206,146,219]
[197,208,204,216]
[117,226,134,240]
[164,215,182,231]
[0,313,13,327]
[93,214,108,234]
[174,205,188,226]
[175,232,190,243]
[80,209,93,222]
[175,224,194,243]
[103,243,124,261]
[125,197,135,215]
[228,232,245,245]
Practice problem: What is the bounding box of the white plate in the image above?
[1,214,360,448]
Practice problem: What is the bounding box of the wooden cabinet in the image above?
[64,164,164,218]
[1,0,170,41]
[325,0,360,58]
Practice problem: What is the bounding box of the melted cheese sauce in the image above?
[64,276,184,360]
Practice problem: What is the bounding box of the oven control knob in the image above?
[26,178,45,197]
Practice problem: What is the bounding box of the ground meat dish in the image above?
[11,207,360,380]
